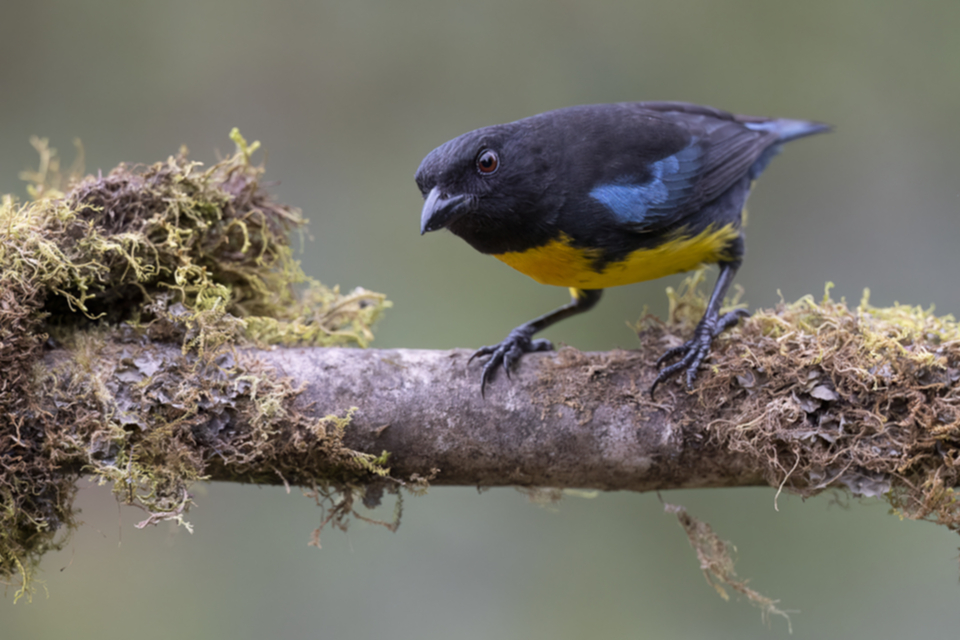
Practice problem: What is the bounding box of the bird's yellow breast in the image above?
[492,225,740,289]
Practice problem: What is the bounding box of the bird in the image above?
[415,101,828,396]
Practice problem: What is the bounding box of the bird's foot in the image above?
[470,326,553,396]
[651,308,750,396]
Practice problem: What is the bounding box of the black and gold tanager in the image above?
[415,101,828,395]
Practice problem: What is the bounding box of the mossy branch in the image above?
[24,309,960,624]
[37,343,761,491]
[0,132,392,600]
[35,306,960,505]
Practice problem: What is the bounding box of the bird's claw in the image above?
[470,328,553,396]
[651,309,749,397]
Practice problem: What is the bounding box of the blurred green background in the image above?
[4,0,960,637]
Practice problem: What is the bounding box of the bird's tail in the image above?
[739,117,832,143]
[739,116,830,179]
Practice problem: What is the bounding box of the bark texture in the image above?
[245,346,764,491]
[39,344,765,492]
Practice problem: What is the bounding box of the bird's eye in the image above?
[476,149,499,175]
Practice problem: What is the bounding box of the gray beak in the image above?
[420,187,470,234]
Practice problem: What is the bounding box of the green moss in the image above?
[647,271,960,535]
[0,131,391,600]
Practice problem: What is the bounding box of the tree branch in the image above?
[39,342,763,492]
[251,346,766,491]
[13,295,960,597]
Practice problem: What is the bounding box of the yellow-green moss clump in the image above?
[0,131,390,600]
[647,275,960,533]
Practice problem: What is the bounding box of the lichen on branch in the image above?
[0,131,390,600]
[642,276,960,533]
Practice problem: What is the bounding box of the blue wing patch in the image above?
[590,143,701,229]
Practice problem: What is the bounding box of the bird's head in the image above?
[415,120,560,246]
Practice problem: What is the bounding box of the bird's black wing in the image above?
[590,102,780,232]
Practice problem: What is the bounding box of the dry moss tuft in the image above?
[643,274,960,531]
[17,130,388,345]
[665,502,792,632]
[0,132,390,600]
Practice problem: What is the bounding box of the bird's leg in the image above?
[651,261,748,396]
[471,288,603,396]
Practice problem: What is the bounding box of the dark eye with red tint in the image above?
[476,149,499,175]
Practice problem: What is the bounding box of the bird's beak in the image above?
[420,187,470,235]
